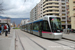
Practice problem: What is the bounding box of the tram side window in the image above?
[43,21,51,32]
[24,25,25,29]
[23,26,24,29]
[39,22,43,30]
[27,24,29,30]
[28,24,30,30]
[26,25,28,30]
[33,23,39,31]
[31,24,33,30]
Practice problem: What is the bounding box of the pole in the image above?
[66,0,67,33]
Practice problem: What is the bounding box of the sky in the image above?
[0,0,40,18]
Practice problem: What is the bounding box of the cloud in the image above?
[1,0,40,18]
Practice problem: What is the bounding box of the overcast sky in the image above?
[0,0,40,18]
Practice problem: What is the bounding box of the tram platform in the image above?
[63,33,75,41]
[0,29,15,50]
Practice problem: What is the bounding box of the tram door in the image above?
[30,23,33,33]
[39,22,42,37]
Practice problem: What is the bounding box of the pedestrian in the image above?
[1,24,4,34]
[0,25,2,35]
[4,24,8,36]
[68,28,70,34]
[7,23,10,34]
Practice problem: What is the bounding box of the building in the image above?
[30,0,71,29]
[0,18,11,24]
[30,1,43,22]
[30,7,36,22]
[21,19,29,25]
[69,0,75,29]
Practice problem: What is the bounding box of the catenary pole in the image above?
[65,0,67,33]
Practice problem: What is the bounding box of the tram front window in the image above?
[50,17,62,32]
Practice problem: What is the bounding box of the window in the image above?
[43,21,51,32]
[62,0,65,1]
[62,3,65,5]
[62,6,65,8]
[73,8,75,11]
[62,14,65,16]
[73,1,75,3]
[33,22,39,31]
[50,17,62,32]
[28,24,30,30]
[62,17,66,19]
[62,10,65,12]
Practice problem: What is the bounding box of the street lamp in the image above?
[65,0,68,33]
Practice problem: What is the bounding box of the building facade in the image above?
[30,1,43,22]
[21,19,29,25]
[69,0,75,29]
[0,19,11,24]
[30,7,36,22]
[30,0,71,29]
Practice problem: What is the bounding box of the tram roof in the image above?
[22,15,59,25]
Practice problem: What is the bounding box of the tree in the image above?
[0,2,4,14]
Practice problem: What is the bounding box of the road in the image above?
[15,29,75,50]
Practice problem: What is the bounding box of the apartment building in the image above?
[30,8,36,22]
[30,1,43,22]
[30,0,71,29]
[69,0,75,29]
[43,0,71,29]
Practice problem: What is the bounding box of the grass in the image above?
[13,27,20,29]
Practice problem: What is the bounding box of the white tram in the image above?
[20,15,63,39]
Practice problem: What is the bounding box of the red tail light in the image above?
[61,31,62,32]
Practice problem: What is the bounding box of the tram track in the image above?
[16,30,47,50]
[16,31,25,50]
[21,30,75,50]
[17,29,75,50]
[49,38,75,49]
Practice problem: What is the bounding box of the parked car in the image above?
[71,29,75,33]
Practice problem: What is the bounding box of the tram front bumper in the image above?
[53,33,62,39]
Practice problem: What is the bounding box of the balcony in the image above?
[55,15,59,17]
[43,8,59,12]
[62,12,66,13]
[73,14,75,16]
[43,1,59,5]
[61,22,71,25]
[61,19,66,21]
[43,0,45,2]
[66,3,69,5]
[62,5,66,6]
[62,8,66,10]
[43,11,59,15]
[43,4,59,8]
[73,7,75,9]
[62,16,66,17]
[73,0,75,1]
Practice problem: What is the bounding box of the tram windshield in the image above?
[50,17,62,32]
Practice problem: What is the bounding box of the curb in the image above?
[62,37,75,42]
[10,30,16,50]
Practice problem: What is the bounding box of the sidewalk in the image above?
[0,29,15,50]
[63,32,75,41]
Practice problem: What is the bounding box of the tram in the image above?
[20,15,63,39]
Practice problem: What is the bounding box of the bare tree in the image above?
[0,2,4,14]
